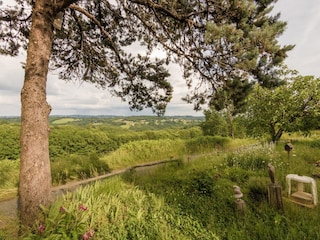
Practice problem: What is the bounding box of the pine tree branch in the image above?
[68,3,130,77]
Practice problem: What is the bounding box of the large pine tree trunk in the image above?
[19,1,54,227]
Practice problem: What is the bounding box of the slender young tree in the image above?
[0,0,292,226]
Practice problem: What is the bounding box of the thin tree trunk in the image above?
[228,112,234,139]
[226,107,235,139]
[19,1,54,227]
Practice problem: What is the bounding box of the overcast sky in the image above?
[0,0,319,117]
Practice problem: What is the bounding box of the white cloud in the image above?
[1,1,320,116]
[273,0,320,77]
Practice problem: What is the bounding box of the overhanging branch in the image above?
[68,3,130,76]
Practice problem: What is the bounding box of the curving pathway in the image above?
[0,159,179,219]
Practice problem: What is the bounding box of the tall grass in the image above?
[23,178,218,240]
[0,160,19,200]
[2,137,320,239]
[51,153,110,185]
[102,139,186,169]
[121,142,320,240]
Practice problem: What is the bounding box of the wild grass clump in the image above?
[121,141,320,240]
[122,160,235,229]
[225,143,277,171]
[246,176,269,202]
[0,160,19,200]
[102,139,185,169]
[51,153,110,185]
[185,135,231,154]
[24,178,218,240]
[0,215,19,240]
[0,160,19,188]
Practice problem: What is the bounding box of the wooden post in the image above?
[284,142,293,164]
[234,199,246,214]
[268,183,284,211]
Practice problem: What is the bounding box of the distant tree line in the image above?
[0,122,202,161]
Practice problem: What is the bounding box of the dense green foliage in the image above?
[121,142,320,240]
[51,153,110,185]
[201,75,320,141]
[2,116,320,239]
[0,116,203,161]
[8,138,318,239]
[247,76,320,141]
[185,135,232,154]
[0,160,19,190]
[24,179,218,240]
[0,123,20,160]
[0,116,204,189]
[2,121,320,239]
[201,108,248,138]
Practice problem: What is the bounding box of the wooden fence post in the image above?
[234,199,246,214]
[267,163,284,211]
[268,183,284,211]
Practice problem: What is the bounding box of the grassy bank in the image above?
[3,134,320,239]
[1,138,319,239]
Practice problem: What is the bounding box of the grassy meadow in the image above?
[1,117,320,239]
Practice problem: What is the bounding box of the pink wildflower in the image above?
[82,228,95,240]
[59,206,66,212]
[38,224,45,235]
[78,203,88,211]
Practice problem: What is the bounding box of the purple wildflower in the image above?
[38,224,45,235]
[59,206,66,212]
[82,228,95,240]
[78,203,88,211]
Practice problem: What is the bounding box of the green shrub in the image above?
[186,170,216,197]
[225,144,276,171]
[0,124,20,160]
[49,126,118,159]
[103,139,185,169]
[25,180,218,240]
[247,176,269,202]
[0,160,19,188]
[185,135,231,154]
[307,138,320,148]
[225,167,251,183]
[51,154,110,185]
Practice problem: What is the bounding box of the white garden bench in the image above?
[286,174,318,207]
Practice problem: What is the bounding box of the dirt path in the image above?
[0,159,179,219]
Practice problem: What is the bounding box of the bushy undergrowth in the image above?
[51,153,110,185]
[0,122,203,162]
[185,135,232,154]
[0,124,20,160]
[102,139,186,169]
[121,143,320,240]
[0,160,19,201]
[0,160,19,188]
[3,136,320,239]
[24,178,218,240]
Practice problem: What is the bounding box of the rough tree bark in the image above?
[19,1,54,226]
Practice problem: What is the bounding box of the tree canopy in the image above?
[247,75,320,141]
[1,0,293,113]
